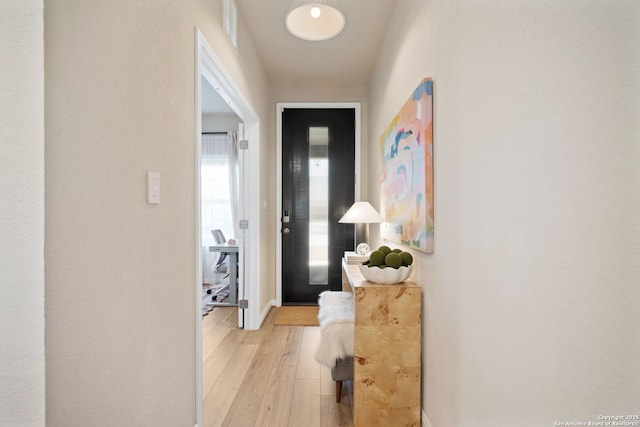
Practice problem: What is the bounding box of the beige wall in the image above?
[44,0,269,425]
[367,1,640,425]
[0,1,45,425]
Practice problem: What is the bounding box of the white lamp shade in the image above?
[286,0,345,41]
[338,201,383,224]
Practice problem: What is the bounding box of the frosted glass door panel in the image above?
[309,127,329,285]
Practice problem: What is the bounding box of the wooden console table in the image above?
[342,259,422,427]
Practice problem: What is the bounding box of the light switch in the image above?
[147,171,160,204]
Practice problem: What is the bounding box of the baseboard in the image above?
[259,299,276,326]
[422,410,432,427]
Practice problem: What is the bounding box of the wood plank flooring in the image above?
[202,306,354,427]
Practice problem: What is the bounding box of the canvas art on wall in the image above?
[380,78,434,253]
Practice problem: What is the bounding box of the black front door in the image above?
[281,108,355,304]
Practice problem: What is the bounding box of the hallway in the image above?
[202,307,353,426]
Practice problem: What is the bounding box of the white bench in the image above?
[314,291,355,402]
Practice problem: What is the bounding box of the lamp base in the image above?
[356,242,370,256]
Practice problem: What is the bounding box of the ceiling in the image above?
[235,0,397,85]
[201,76,235,114]
[202,1,397,114]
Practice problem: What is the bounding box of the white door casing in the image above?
[194,27,261,427]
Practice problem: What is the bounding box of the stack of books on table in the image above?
[344,251,369,265]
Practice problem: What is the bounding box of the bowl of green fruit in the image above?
[359,245,414,284]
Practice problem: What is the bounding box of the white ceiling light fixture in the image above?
[286,0,345,41]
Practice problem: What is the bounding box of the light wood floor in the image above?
[202,306,354,427]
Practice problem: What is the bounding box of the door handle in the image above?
[282,227,290,235]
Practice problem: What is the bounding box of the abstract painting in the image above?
[380,78,434,253]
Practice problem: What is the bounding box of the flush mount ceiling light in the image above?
[285,0,345,41]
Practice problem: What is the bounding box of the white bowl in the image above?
[358,264,413,285]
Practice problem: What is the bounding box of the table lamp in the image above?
[339,201,384,255]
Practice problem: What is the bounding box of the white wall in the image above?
[202,112,242,133]
[368,1,640,425]
[0,1,45,426]
[44,0,269,425]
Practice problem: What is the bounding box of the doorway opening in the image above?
[195,27,261,426]
[275,103,361,306]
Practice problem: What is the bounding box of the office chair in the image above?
[211,229,229,273]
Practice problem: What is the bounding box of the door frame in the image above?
[275,102,361,306]
[195,27,261,426]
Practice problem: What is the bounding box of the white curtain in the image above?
[201,132,239,244]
